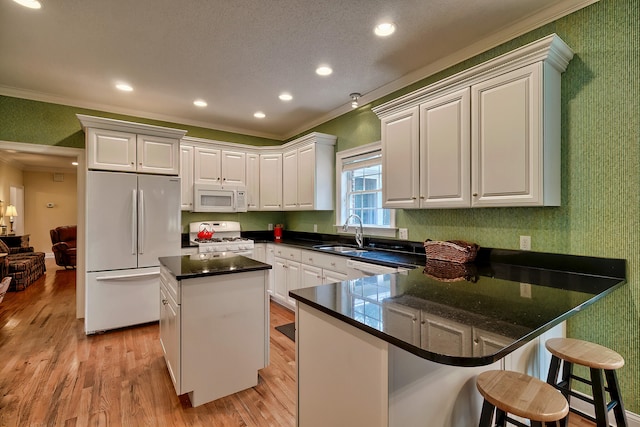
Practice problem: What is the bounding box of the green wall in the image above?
[0,0,637,411]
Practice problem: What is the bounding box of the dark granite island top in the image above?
[159,253,271,280]
[290,248,626,367]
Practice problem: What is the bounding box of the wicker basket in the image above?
[423,240,479,264]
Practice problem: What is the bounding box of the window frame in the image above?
[335,141,396,238]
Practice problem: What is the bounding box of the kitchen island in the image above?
[290,249,626,427]
[159,253,272,407]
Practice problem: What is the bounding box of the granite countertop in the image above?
[159,253,271,280]
[290,249,626,367]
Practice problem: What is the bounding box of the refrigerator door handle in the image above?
[131,189,137,255]
[139,189,144,254]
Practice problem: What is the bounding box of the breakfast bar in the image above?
[290,249,626,427]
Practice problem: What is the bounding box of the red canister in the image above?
[274,224,283,241]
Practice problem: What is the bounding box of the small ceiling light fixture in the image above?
[316,65,333,76]
[374,22,396,37]
[279,93,293,101]
[350,93,362,108]
[13,0,41,9]
[115,82,133,92]
[254,111,266,119]
[193,99,207,107]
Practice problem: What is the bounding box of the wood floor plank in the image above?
[0,259,594,426]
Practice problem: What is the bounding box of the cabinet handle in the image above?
[162,299,168,305]
[420,195,425,199]
[131,162,135,165]
[411,197,417,200]
[473,193,478,197]
[223,177,226,181]
[283,265,288,269]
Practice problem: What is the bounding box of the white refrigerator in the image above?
[85,170,181,334]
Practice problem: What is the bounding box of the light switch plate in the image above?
[520,235,531,250]
[520,283,532,298]
[399,228,408,240]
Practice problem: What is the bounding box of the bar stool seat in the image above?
[477,370,569,427]
[546,337,627,426]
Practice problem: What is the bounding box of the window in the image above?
[336,141,395,236]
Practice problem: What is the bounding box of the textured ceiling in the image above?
[0,0,595,140]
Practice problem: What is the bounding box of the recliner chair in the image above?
[50,225,77,269]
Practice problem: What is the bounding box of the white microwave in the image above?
[193,184,248,213]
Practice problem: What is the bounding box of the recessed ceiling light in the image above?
[374,22,396,37]
[12,0,41,9]
[279,93,293,101]
[115,83,133,92]
[193,99,207,107]
[316,66,333,76]
[72,161,79,166]
[254,112,266,119]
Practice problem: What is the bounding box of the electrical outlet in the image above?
[399,228,408,240]
[520,283,532,298]
[313,224,318,232]
[520,235,531,250]
[268,223,273,230]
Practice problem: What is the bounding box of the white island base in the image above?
[160,267,269,407]
[296,303,562,427]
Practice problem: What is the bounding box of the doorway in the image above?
[0,141,85,319]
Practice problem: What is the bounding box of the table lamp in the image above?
[5,205,17,234]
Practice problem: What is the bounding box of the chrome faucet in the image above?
[343,214,364,248]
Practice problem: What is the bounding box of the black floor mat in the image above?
[275,322,295,342]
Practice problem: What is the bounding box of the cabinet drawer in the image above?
[160,265,179,304]
[273,246,301,262]
[302,250,348,273]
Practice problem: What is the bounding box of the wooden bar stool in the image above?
[476,370,569,427]
[546,338,627,427]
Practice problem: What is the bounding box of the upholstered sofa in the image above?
[0,239,46,291]
[50,225,77,269]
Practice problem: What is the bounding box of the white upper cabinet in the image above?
[194,146,221,184]
[79,115,185,176]
[281,133,336,211]
[259,153,283,210]
[246,152,260,210]
[471,63,556,206]
[380,107,420,208]
[221,150,246,186]
[420,88,471,208]
[373,34,573,208]
[180,145,194,210]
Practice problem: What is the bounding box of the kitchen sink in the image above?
[313,245,369,254]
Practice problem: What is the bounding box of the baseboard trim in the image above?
[571,390,639,426]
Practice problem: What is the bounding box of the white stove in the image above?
[189,221,254,255]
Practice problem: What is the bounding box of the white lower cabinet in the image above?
[159,265,268,407]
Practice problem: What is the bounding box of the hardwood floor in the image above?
[0,259,594,426]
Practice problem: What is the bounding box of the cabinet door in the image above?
[383,303,420,344]
[282,149,298,210]
[194,147,221,184]
[160,282,181,394]
[273,258,288,303]
[137,135,180,175]
[297,144,316,210]
[420,88,471,208]
[180,145,194,210]
[259,153,283,210]
[285,260,300,307]
[420,313,472,356]
[221,150,246,185]
[381,107,420,208]
[300,264,323,289]
[87,128,137,172]
[265,244,275,295]
[471,63,543,207]
[246,153,260,210]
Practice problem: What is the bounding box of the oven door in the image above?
[194,185,236,212]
